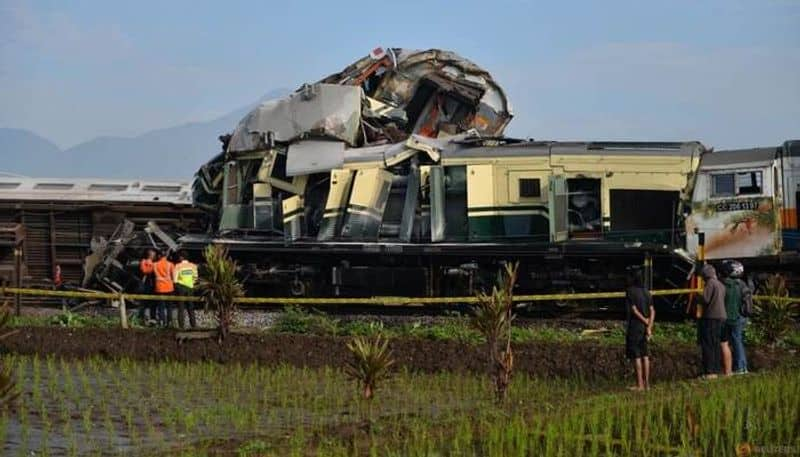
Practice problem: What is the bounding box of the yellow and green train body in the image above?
[185,138,719,304]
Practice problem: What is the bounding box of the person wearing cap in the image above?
[153,250,175,327]
[699,264,727,379]
[720,260,750,375]
[173,251,199,329]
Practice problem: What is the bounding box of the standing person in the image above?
[153,250,175,327]
[173,251,199,329]
[721,260,750,375]
[625,271,655,391]
[699,264,726,379]
[53,264,67,311]
[138,249,157,324]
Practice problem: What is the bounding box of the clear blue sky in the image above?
[1,0,798,149]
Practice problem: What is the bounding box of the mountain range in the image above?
[1,88,288,180]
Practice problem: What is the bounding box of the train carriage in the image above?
[685,141,800,290]
[686,147,783,260]
[779,140,800,252]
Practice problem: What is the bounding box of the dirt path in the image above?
[2,327,792,381]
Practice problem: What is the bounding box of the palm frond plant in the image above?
[345,335,395,400]
[755,274,799,347]
[197,245,244,341]
[0,302,19,410]
[471,262,519,403]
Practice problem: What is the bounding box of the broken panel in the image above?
[286,140,345,177]
[444,166,468,240]
[317,169,355,241]
[379,174,409,238]
[341,169,393,239]
[399,159,420,242]
[549,175,568,242]
[220,161,252,230]
[282,195,305,241]
[252,183,274,231]
[429,166,446,242]
[228,84,363,152]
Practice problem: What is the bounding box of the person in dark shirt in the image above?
[625,272,655,391]
[700,264,727,379]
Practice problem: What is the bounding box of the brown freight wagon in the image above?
[0,177,202,305]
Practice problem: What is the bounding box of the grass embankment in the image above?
[269,306,800,349]
[1,355,797,456]
[14,306,799,349]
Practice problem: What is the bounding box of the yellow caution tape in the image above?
[0,287,200,302]
[0,287,795,306]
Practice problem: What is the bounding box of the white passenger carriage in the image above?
[686,146,787,261]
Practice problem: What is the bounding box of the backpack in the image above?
[737,279,754,317]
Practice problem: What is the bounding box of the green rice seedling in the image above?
[0,303,19,412]
[0,413,8,453]
[6,353,799,456]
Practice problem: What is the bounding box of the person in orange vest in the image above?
[153,250,176,327]
[173,251,199,329]
[138,249,157,324]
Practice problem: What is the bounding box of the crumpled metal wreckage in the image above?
[193,47,513,241]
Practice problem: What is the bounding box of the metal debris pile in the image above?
[193,47,512,240]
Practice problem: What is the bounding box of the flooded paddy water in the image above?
[0,347,797,455]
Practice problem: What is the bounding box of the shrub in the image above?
[470,262,519,403]
[755,274,799,347]
[273,306,340,335]
[273,305,312,333]
[198,245,244,341]
[49,311,89,328]
[343,320,385,337]
[345,335,395,400]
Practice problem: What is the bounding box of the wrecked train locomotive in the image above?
[184,47,705,301]
[83,48,799,303]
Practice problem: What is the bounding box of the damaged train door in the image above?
[549,175,569,242]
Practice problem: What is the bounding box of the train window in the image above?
[519,178,541,198]
[711,171,763,197]
[735,171,762,195]
[711,174,735,197]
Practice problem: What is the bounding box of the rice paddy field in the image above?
[2,354,798,456]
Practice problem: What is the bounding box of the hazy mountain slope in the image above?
[0,128,63,177]
[1,88,288,180]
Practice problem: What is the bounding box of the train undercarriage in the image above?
[177,235,693,313]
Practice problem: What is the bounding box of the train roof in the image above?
[443,140,704,159]
[0,177,193,204]
[700,147,779,168]
[782,140,800,157]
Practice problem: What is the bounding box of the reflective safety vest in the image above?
[174,260,198,289]
[154,258,175,293]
